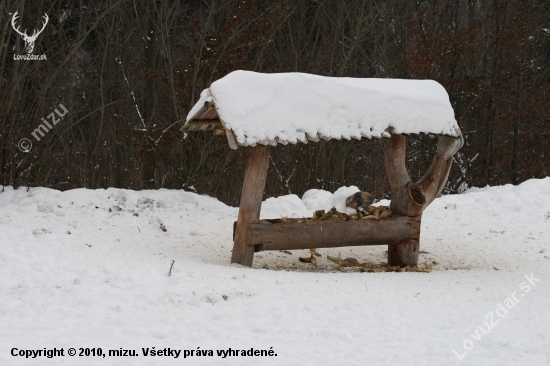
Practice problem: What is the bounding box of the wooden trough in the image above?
[182,71,463,268]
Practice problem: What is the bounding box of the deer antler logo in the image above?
[11,11,49,54]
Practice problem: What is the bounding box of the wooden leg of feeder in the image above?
[231,145,269,267]
[385,134,459,267]
[385,135,424,267]
[388,238,420,267]
[385,135,427,217]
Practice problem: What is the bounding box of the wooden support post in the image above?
[385,135,426,217]
[385,135,422,267]
[385,134,460,267]
[231,145,269,267]
[388,238,419,267]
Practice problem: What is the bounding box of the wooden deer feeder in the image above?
[182,71,463,268]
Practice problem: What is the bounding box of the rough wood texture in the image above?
[231,145,270,266]
[418,135,461,205]
[225,127,239,150]
[418,154,453,206]
[388,238,420,267]
[385,135,426,217]
[385,134,460,267]
[437,135,464,160]
[182,120,223,131]
[247,216,420,251]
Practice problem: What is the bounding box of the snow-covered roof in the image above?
[182,71,461,149]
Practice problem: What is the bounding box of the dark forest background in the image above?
[0,0,548,205]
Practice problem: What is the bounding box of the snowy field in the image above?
[1,178,549,365]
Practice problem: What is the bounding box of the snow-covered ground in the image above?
[1,178,549,365]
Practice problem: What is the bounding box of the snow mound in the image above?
[259,186,362,219]
[260,194,311,219]
[301,189,334,210]
[301,186,361,213]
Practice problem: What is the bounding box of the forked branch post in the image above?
[385,134,461,266]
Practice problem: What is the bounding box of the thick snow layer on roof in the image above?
[186,71,461,147]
